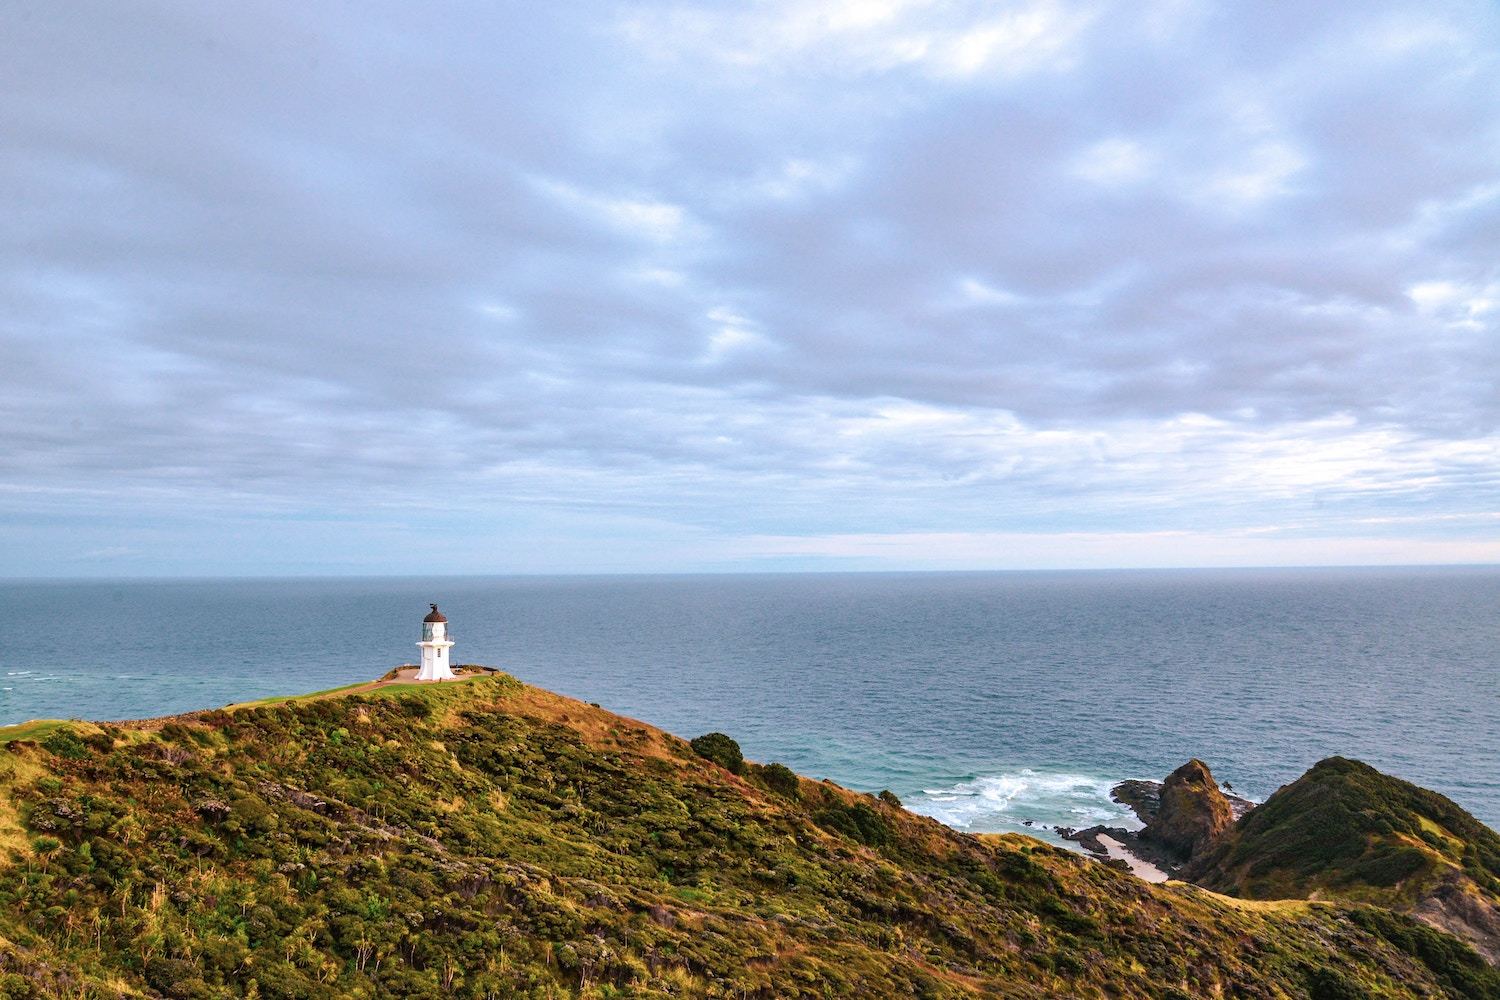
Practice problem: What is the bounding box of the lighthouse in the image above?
[416,604,456,681]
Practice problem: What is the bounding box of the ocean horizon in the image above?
[3,565,1498,845]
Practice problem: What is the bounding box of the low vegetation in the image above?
[1189,756,1500,964]
[0,680,1497,998]
[753,762,800,800]
[1192,758,1500,893]
[687,732,743,775]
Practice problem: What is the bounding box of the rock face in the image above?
[1110,779,1162,824]
[1414,873,1500,966]
[1141,758,1236,860]
[1062,760,1239,877]
[1113,775,1255,826]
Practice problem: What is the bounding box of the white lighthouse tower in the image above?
[415,604,456,681]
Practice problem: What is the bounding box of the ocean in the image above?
[2,567,1497,844]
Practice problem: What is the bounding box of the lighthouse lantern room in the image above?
[416,604,456,681]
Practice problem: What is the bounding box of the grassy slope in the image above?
[1187,756,1500,965]
[0,681,1497,999]
[0,720,105,746]
[1189,757,1500,903]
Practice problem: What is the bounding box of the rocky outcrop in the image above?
[1140,758,1236,860]
[1110,779,1162,824]
[1113,774,1254,827]
[1061,762,1252,877]
[1412,873,1500,966]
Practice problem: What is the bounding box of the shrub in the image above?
[41,730,89,761]
[399,697,434,719]
[29,835,61,856]
[1344,845,1427,887]
[690,733,744,775]
[1305,966,1372,1000]
[759,763,800,799]
[813,801,890,847]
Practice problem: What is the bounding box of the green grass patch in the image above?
[224,679,377,710]
[0,720,78,746]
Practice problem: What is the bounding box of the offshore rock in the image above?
[1141,758,1236,860]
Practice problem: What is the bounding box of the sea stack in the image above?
[1141,758,1235,859]
[415,603,456,681]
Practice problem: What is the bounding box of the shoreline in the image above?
[1052,775,1258,882]
[1096,832,1170,883]
[1054,822,1181,881]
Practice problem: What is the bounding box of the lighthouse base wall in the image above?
[415,643,456,682]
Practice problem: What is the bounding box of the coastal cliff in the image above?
[1,674,1498,998]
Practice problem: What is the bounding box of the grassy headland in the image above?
[1,674,1497,998]
[1189,755,1500,964]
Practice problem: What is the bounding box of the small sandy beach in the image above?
[1094,833,1170,882]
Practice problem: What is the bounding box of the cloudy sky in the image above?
[3,1,1498,576]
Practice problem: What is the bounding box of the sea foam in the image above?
[907,769,1138,842]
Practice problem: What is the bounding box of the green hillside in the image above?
[1188,756,1500,964]
[2,677,1497,998]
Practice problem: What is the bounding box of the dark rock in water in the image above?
[1060,824,1110,856]
[1111,779,1162,824]
[1060,762,1259,877]
[1112,774,1255,826]
[1140,759,1235,860]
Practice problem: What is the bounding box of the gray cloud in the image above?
[2,0,1498,574]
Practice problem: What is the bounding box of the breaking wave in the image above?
[906,769,1140,839]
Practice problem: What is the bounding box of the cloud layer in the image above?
[2,0,1498,574]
